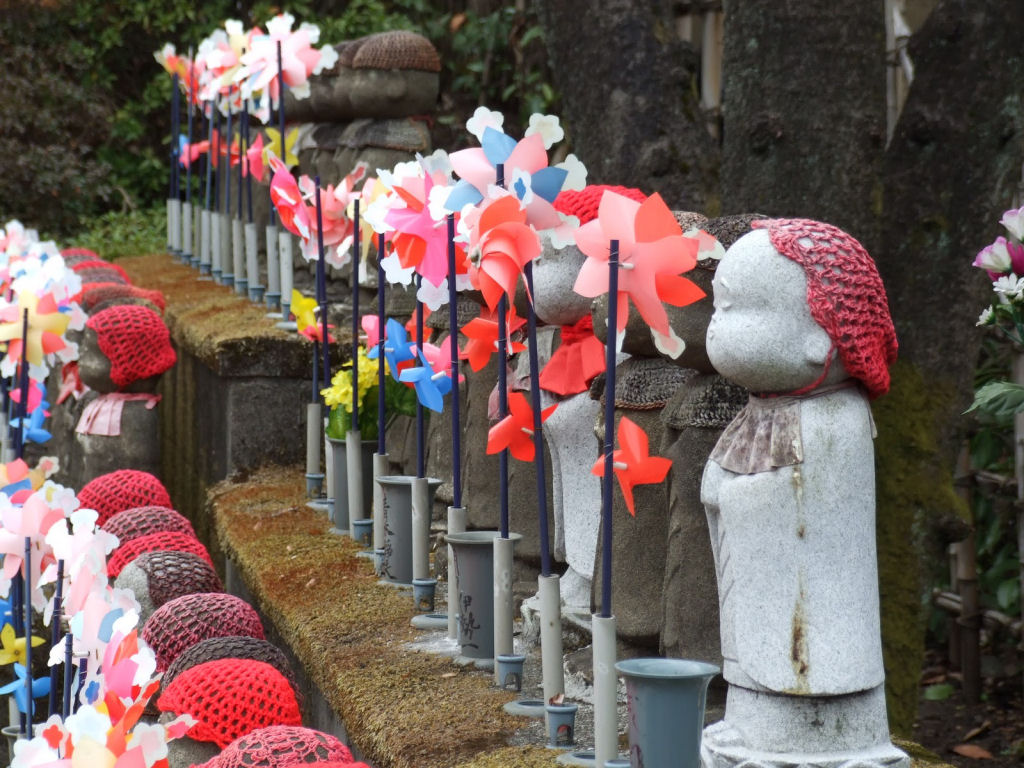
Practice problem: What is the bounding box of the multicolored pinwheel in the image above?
[399,352,453,413]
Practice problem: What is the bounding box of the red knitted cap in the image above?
[61,248,102,267]
[70,259,132,283]
[85,305,176,388]
[193,726,354,768]
[82,283,166,313]
[554,185,648,225]
[157,659,302,748]
[77,469,172,526]
[103,505,195,546]
[752,218,898,399]
[107,530,212,578]
[142,593,264,672]
[120,550,223,608]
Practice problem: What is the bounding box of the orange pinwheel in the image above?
[467,194,542,311]
[591,416,671,516]
[487,391,556,462]
[0,291,71,370]
[460,305,525,372]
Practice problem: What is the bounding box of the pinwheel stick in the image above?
[446,214,462,507]
[47,559,63,718]
[15,308,28,460]
[600,239,620,619]
[377,233,386,453]
[415,278,425,479]
[314,180,330,387]
[22,537,31,737]
[204,100,214,214]
[61,632,72,719]
[185,50,194,208]
[169,72,179,203]
[351,199,361,432]
[524,262,552,577]
[496,163,509,540]
[243,104,253,224]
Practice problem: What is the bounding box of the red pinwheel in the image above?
[460,305,525,372]
[269,156,312,240]
[591,416,671,516]
[487,391,557,462]
[573,190,705,356]
[466,194,542,311]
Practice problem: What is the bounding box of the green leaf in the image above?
[996,577,1020,612]
[965,380,1024,420]
[923,683,955,701]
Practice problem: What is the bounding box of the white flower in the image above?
[427,184,453,222]
[127,722,169,765]
[325,243,351,270]
[541,212,580,250]
[64,705,111,747]
[417,277,449,311]
[993,274,1024,299]
[314,44,338,75]
[266,12,296,39]
[1001,206,1024,241]
[465,107,505,142]
[418,149,452,178]
[556,153,587,191]
[300,21,322,46]
[977,307,994,326]
[974,237,1012,273]
[10,736,61,768]
[380,252,415,287]
[525,113,564,149]
[224,19,244,37]
[510,168,535,206]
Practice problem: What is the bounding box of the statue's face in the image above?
[706,229,834,394]
[77,327,115,393]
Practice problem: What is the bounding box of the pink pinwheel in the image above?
[460,305,525,372]
[591,416,671,516]
[297,163,368,266]
[421,336,464,383]
[573,190,705,356]
[465,194,541,311]
[385,167,468,287]
[269,157,312,240]
[0,490,65,602]
[245,133,265,182]
[361,315,380,349]
[486,391,557,462]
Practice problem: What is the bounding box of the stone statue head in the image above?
[707,218,897,397]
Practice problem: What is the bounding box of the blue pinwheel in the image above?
[11,403,51,445]
[0,663,50,715]
[368,318,417,381]
[399,351,452,413]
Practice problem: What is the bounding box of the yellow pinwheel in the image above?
[0,623,45,667]
[0,291,71,371]
[262,127,300,169]
[291,290,318,335]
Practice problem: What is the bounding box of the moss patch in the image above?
[212,466,559,768]
[873,360,968,736]
[117,253,350,377]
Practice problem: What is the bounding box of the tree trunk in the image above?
[719,0,886,251]
[536,0,718,211]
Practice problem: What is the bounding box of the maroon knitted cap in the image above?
[142,593,264,672]
[102,505,195,547]
[121,550,223,608]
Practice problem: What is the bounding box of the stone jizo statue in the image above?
[700,219,907,768]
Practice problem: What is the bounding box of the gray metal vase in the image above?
[378,475,441,585]
[615,658,719,768]
[328,437,376,530]
[447,530,521,660]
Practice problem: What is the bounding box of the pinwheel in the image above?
[0,662,50,715]
[399,352,452,413]
[446,110,586,247]
[8,379,44,419]
[0,290,72,377]
[289,290,332,343]
[573,190,705,357]
[262,127,300,169]
[591,416,671,516]
[297,163,367,266]
[361,315,380,349]
[460,305,525,372]
[384,162,468,289]
[464,193,541,311]
[0,489,65,600]
[0,625,44,667]
[0,459,33,501]
[245,133,265,182]
[270,158,311,240]
[421,336,463,382]
[368,318,417,380]
[11,403,52,445]
[486,391,556,463]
